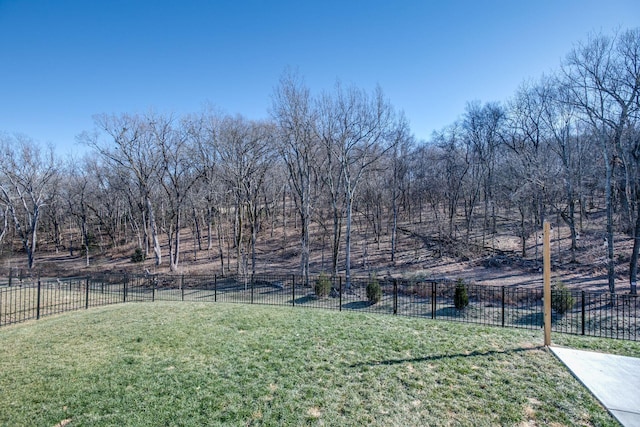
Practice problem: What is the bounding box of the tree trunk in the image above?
[562,196,578,263]
[146,197,162,266]
[207,206,213,251]
[391,188,398,262]
[167,224,175,272]
[630,209,640,294]
[82,217,90,267]
[141,208,149,258]
[251,219,257,277]
[170,208,181,272]
[604,149,616,294]
[216,217,225,275]
[30,209,39,266]
[345,194,353,288]
[192,206,202,251]
[331,198,342,279]
[519,207,527,258]
[26,247,34,270]
[300,213,310,286]
[235,203,242,275]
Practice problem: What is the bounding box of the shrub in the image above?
[131,248,145,263]
[85,233,98,249]
[551,282,575,314]
[314,273,332,298]
[366,274,382,304]
[454,279,469,309]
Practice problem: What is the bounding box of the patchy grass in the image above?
[0,302,633,426]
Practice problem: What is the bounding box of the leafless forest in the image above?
[1,29,639,293]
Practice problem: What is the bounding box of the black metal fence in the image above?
[1,273,638,341]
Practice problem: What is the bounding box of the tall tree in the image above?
[191,110,228,270]
[503,80,555,258]
[0,134,57,269]
[388,114,413,262]
[65,156,97,267]
[154,114,204,272]
[463,101,506,250]
[432,123,469,239]
[216,116,273,276]
[563,29,640,293]
[540,76,588,262]
[86,113,163,266]
[271,71,319,284]
[318,83,396,286]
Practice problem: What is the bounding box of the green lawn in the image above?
[0,302,636,426]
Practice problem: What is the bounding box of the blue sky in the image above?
[1,0,639,154]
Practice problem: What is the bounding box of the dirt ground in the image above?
[4,216,636,294]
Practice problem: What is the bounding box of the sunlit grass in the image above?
[0,302,633,426]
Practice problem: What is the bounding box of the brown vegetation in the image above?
[0,29,638,298]
[2,205,630,295]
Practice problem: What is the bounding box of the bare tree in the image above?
[503,80,557,258]
[317,83,397,286]
[463,101,506,251]
[271,70,319,284]
[85,113,163,266]
[540,76,590,262]
[317,112,345,279]
[64,156,97,267]
[431,123,470,239]
[388,114,413,262]
[190,110,228,271]
[563,29,640,293]
[216,116,274,276]
[85,158,129,249]
[0,134,57,269]
[153,114,205,272]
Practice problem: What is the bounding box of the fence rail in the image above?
[0,273,638,341]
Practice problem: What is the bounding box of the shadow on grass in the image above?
[290,295,318,305]
[435,307,461,317]
[349,347,542,368]
[256,288,288,296]
[342,301,372,310]
[514,312,543,328]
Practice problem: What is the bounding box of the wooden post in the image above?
[543,221,552,346]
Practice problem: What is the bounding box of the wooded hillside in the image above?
[1,28,639,294]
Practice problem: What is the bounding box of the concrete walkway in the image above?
[551,346,640,427]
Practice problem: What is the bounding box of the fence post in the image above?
[152,278,156,302]
[501,286,506,327]
[292,275,295,307]
[181,275,185,301]
[393,279,398,315]
[8,268,11,287]
[431,281,436,319]
[214,274,217,302]
[615,293,619,340]
[339,276,342,311]
[36,274,41,320]
[581,291,586,335]
[543,221,552,346]
[85,278,90,310]
[251,275,254,304]
[123,274,128,303]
